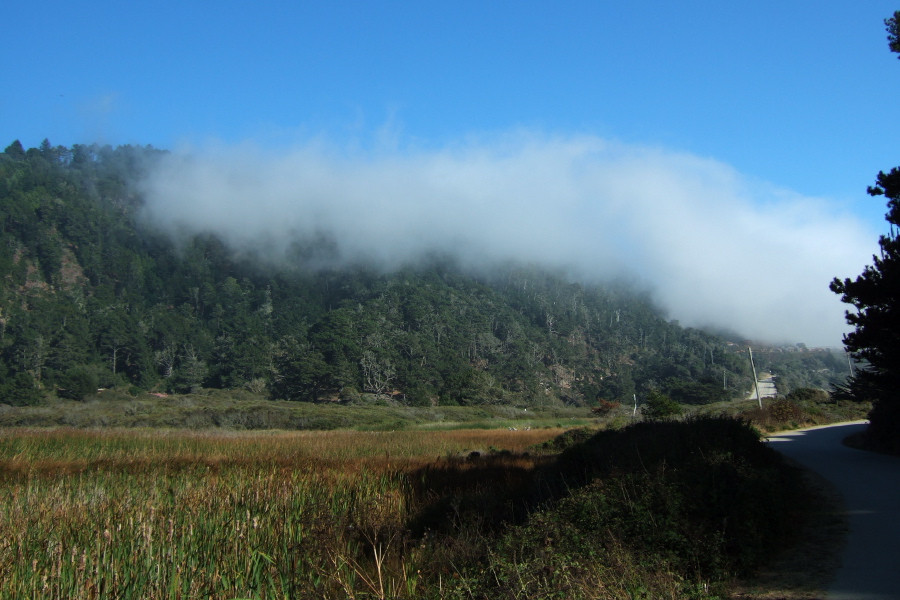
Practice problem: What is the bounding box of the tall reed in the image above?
[0,427,560,599]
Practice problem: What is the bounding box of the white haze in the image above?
[138,133,878,348]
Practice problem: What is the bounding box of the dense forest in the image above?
[1,139,844,408]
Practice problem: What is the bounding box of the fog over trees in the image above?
[139,134,874,348]
[0,139,850,407]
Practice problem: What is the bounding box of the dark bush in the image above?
[863,400,900,455]
[590,398,621,415]
[642,389,683,421]
[534,427,595,452]
[1,372,43,406]
[408,417,806,597]
[786,387,830,404]
[770,398,802,423]
[58,367,99,401]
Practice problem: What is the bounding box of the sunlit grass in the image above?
[0,427,563,599]
[0,426,563,464]
[0,420,802,599]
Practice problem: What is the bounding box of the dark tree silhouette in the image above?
[830,15,900,451]
[831,168,900,450]
[887,10,900,56]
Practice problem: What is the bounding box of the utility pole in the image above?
[748,347,762,409]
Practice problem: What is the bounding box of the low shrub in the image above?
[642,389,683,421]
[786,387,830,404]
[532,426,596,453]
[770,398,803,423]
[408,416,806,598]
[591,398,621,415]
[57,367,99,401]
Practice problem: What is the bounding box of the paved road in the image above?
[747,377,777,400]
[766,422,900,599]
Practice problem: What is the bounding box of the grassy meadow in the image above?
[0,389,597,431]
[0,427,559,599]
[0,417,811,599]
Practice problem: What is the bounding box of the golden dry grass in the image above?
[0,426,563,463]
[0,427,565,599]
[0,423,821,599]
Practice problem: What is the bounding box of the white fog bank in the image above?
[138,133,878,347]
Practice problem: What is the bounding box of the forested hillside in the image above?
[1,139,767,407]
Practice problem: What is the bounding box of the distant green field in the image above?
[0,389,598,431]
[0,385,868,434]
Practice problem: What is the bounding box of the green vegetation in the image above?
[57,366,99,401]
[0,138,775,415]
[694,387,869,433]
[0,417,808,599]
[0,378,866,434]
[0,392,593,431]
[641,388,683,420]
[748,347,853,396]
[0,134,862,598]
[829,12,900,453]
[463,417,805,598]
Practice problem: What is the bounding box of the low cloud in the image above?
[138,132,877,347]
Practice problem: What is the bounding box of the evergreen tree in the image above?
[58,366,99,401]
[1,372,43,406]
[830,14,900,452]
[3,140,25,161]
[270,336,330,402]
[831,168,900,450]
[0,138,779,409]
[887,10,900,55]
[641,389,682,421]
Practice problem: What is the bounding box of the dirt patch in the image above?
[59,247,88,290]
[729,463,847,599]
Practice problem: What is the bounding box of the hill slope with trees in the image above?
[1,139,838,411]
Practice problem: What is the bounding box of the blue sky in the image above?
[5,1,900,345]
[6,2,899,216]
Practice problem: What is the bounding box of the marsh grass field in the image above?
[0,427,560,599]
[0,417,813,599]
[0,390,597,432]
